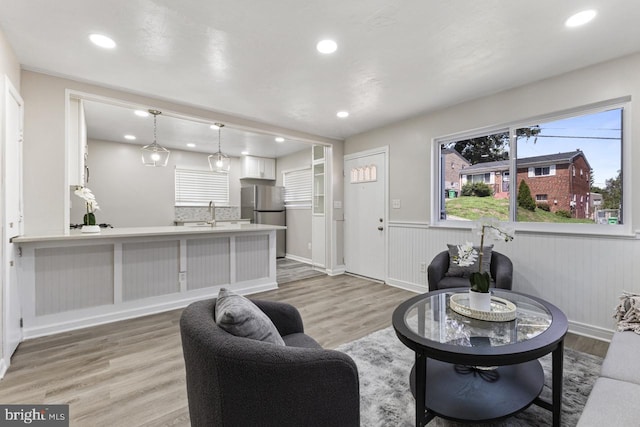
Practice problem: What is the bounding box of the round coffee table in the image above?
[392,288,568,427]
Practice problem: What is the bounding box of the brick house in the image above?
[458,150,592,218]
[441,148,471,197]
[457,159,510,199]
[517,150,591,218]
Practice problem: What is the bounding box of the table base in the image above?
[410,359,544,423]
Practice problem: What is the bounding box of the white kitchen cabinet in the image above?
[241,155,276,180]
[67,98,88,186]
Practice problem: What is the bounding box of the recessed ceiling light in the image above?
[275,137,285,143]
[124,134,136,140]
[337,111,349,118]
[89,33,116,49]
[565,10,597,27]
[210,124,220,130]
[187,143,196,148]
[241,151,249,155]
[316,39,338,54]
[134,110,149,117]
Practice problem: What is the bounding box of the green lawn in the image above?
[445,196,594,223]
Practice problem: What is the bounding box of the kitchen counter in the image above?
[12,223,285,243]
[14,224,284,338]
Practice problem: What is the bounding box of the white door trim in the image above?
[344,146,389,282]
[2,75,24,376]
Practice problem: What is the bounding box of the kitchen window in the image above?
[283,167,312,207]
[436,100,626,228]
[175,168,229,206]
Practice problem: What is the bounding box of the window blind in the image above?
[283,168,311,205]
[175,168,229,206]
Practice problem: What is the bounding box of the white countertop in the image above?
[12,224,286,244]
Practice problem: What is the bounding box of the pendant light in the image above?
[141,109,170,167]
[208,123,231,172]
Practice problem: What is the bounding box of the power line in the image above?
[532,135,620,140]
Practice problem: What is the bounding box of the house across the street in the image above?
[453,150,592,218]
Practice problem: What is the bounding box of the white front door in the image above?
[3,77,24,364]
[344,149,386,281]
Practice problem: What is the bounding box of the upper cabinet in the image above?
[241,155,276,180]
[68,98,88,186]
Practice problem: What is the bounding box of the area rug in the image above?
[336,326,602,427]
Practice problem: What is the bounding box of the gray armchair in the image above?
[427,250,513,292]
[180,298,360,427]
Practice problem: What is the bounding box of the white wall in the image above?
[345,52,640,338]
[70,139,242,227]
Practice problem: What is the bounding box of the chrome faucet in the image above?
[208,201,216,226]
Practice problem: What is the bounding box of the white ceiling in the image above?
[2,1,640,143]
[83,100,312,158]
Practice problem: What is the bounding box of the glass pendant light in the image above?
[141,109,170,167]
[208,123,231,172]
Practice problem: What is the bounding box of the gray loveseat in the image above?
[180,298,360,427]
[577,331,640,426]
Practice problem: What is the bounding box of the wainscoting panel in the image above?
[34,245,114,316]
[122,240,180,301]
[186,237,231,290]
[236,234,269,281]
[387,223,640,339]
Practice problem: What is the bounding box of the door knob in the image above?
[377,226,384,231]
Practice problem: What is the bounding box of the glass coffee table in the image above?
[392,288,568,427]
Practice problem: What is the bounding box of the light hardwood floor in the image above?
[0,275,608,426]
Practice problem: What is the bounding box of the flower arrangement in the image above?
[453,217,514,293]
[74,186,100,226]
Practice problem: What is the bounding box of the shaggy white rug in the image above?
[336,326,602,427]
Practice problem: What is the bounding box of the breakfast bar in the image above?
[12,224,285,338]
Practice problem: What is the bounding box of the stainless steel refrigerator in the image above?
[241,185,286,258]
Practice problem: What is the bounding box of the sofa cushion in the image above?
[577,377,640,427]
[215,288,285,345]
[599,331,640,385]
[445,244,493,278]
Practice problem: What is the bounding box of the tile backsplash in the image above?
[175,206,241,222]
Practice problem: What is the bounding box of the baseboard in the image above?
[284,254,312,265]
[0,358,7,379]
[386,278,426,294]
[568,320,614,342]
[327,265,346,276]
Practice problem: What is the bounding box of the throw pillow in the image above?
[445,244,493,278]
[215,288,285,345]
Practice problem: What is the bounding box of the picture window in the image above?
[436,104,624,227]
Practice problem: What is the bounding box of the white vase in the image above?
[469,290,492,312]
[81,225,101,233]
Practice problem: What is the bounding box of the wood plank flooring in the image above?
[275,258,325,285]
[0,275,608,426]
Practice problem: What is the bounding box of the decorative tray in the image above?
[449,293,517,322]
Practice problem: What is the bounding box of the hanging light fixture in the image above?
[208,123,231,172]
[141,109,170,167]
